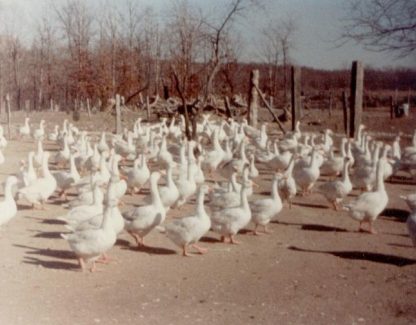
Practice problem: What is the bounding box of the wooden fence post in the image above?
[115,94,122,134]
[342,91,349,135]
[349,61,363,138]
[86,98,91,119]
[291,66,301,131]
[248,69,259,128]
[5,93,11,139]
[390,96,394,119]
[146,96,151,121]
[328,91,333,117]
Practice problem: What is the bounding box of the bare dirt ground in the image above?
[0,108,415,325]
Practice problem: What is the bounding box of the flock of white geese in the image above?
[0,115,415,272]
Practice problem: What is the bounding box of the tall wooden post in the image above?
[291,66,301,131]
[115,94,122,134]
[328,91,333,117]
[5,93,11,139]
[349,61,363,138]
[248,69,259,128]
[390,96,394,119]
[146,96,151,121]
[86,98,91,119]
[342,91,349,135]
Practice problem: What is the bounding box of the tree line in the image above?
[0,0,414,112]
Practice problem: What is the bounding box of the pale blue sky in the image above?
[1,0,414,69]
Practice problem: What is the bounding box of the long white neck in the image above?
[166,166,174,187]
[196,188,207,217]
[42,155,51,178]
[69,156,80,179]
[28,153,35,175]
[240,142,247,162]
[150,176,162,206]
[285,154,295,177]
[342,161,350,183]
[271,177,280,201]
[240,187,249,210]
[340,139,347,157]
[92,184,101,205]
[375,160,385,192]
[4,180,14,201]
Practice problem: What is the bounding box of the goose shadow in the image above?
[380,208,409,222]
[292,202,329,209]
[41,218,66,225]
[33,231,63,239]
[17,204,36,211]
[301,224,347,232]
[115,238,131,246]
[23,256,79,270]
[123,244,176,255]
[288,246,416,267]
[14,244,75,260]
[199,236,221,243]
[388,243,414,249]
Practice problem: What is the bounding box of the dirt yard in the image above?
[0,109,415,325]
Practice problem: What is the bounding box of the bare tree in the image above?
[201,0,253,104]
[341,0,416,58]
[54,0,94,101]
[33,14,56,110]
[259,22,281,100]
[167,0,204,139]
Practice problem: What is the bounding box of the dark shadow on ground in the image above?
[380,208,409,222]
[288,246,416,267]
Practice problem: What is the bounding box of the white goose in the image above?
[124,154,150,194]
[400,192,416,212]
[165,185,211,256]
[351,141,382,191]
[33,120,46,141]
[175,160,197,208]
[19,117,31,138]
[58,181,104,227]
[71,178,125,236]
[202,129,225,173]
[0,149,4,165]
[267,142,292,171]
[48,125,59,142]
[97,132,110,154]
[344,159,388,234]
[250,174,283,234]
[0,176,18,227]
[33,140,44,169]
[317,157,352,210]
[278,153,297,208]
[248,154,259,178]
[406,212,416,247]
[123,172,166,246]
[293,148,321,195]
[320,138,347,177]
[0,126,7,149]
[53,154,81,200]
[84,144,101,173]
[157,162,180,210]
[67,179,104,209]
[18,152,57,209]
[55,135,71,167]
[211,183,251,244]
[61,198,117,272]
[108,155,127,201]
[210,173,244,210]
